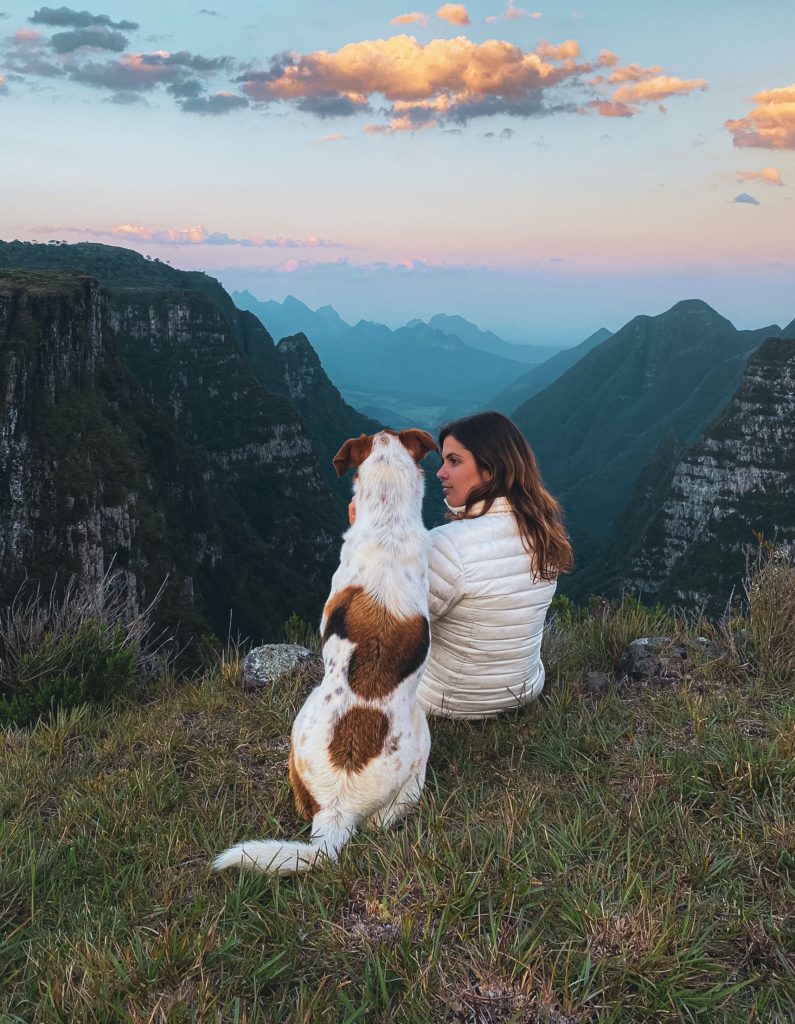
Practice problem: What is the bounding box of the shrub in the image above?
[0,569,168,728]
[282,612,321,653]
[0,620,138,727]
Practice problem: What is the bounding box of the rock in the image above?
[585,671,611,697]
[243,644,317,690]
[619,636,689,686]
[619,635,724,685]
[694,635,723,660]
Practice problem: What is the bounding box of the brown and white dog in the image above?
[213,428,438,875]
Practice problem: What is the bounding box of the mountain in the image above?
[612,335,795,612]
[232,291,349,356]
[233,292,531,428]
[511,299,785,579]
[419,314,561,364]
[490,327,613,412]
[330,319,527,401]
[274,332,380,500]
[0,243,350,641]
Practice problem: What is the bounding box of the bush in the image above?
[0,620,138,727]
[0,569,168,728]
[282,612,321,653]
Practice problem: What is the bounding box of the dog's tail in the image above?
[212,809,356,876]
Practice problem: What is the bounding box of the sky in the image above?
[1,1,793,344]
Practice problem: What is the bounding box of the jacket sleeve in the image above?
[428,528,466,620]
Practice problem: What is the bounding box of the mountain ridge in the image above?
[490,326,613,412]
[512,298,785,585]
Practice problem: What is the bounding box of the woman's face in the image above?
[437,434,491,507]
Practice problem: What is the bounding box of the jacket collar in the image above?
[445,495,513,517]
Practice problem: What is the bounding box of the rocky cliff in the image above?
[275,332,380,499]
[622,336,795,611]
[0,246,352,642]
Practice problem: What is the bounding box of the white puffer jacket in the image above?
[415,497,557,719]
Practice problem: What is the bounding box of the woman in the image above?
[416,410,572,719]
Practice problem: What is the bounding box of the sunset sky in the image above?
[2,1,793,343]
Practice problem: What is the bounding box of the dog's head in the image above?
[333,429,438,478]
[333,429,438,515]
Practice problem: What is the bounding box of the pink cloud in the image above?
[437,3,470,25]
[243,36,578,108]
[485,3,542,22]
[318,132,348,143]
[14,29,43,43]
[536,39,579,62]
[737,167,784,186]
[607,62,662,84]
[612,75,707,104]
[33,224,349,248]
[597,49,619,68]
[589,99,634,118]
[234,34,707,133]
[725,84,795,150]
[390,11,429,25]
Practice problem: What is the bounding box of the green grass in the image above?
[1,606,793,1023]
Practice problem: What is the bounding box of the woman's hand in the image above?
[348,498,357,525]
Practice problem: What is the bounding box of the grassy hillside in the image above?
[1,571,793,1022]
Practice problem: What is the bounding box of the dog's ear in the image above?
[332,434,374,476]
[398,429,439,463]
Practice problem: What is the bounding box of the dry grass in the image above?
[744,544,795,686]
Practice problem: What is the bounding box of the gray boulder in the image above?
[243,643,318,691]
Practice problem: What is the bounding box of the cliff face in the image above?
[1,274,128,577]
[107,292,342,578]
[1,271,171,621]
[627,336,795,611]
[275,332,380,500]
[0,249,351,641]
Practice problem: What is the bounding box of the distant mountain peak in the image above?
[662,298,733,326]
[282,294,311,311]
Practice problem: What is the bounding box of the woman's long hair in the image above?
[439,411,573,582]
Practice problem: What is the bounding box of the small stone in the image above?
[695,635,723,660]
[242,643,315,690]
[585,671,610,697]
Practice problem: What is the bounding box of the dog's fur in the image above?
[213,428,437,875]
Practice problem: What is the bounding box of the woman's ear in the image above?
[398,429,439,463]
